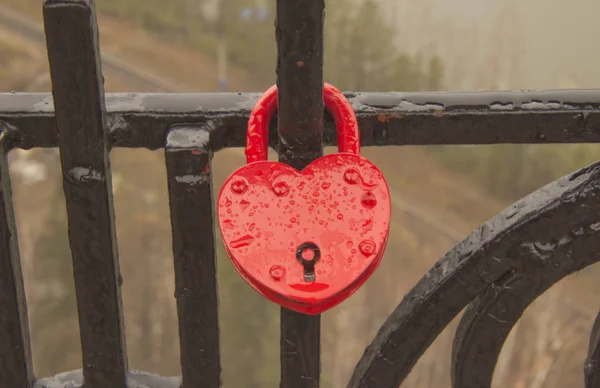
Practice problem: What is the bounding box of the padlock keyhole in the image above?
[301,249,316,261]
[296,242,321,283]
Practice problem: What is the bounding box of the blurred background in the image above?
[1,0,600,387]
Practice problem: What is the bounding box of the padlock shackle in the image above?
[245,83,360,164]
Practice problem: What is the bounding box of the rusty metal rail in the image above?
[2,90,600,151]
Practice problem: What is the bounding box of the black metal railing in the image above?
[2,0,600,388]
[275,1,324,385]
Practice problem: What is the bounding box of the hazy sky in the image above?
[380,0,600,91]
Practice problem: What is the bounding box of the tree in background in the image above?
[324,0,443,91]
[424,2,600,200]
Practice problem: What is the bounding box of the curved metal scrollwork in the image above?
[348,161,600,388]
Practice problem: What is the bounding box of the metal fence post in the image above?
[275,1,325,387]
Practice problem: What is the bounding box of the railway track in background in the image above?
[0,4,179,92]
[0,4,468,244]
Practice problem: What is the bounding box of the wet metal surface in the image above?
[217,154,391,315]
[44,1,128,387]
[2,89,600,150]
[275,0,325,387]
[165,125,221,388]
[218,83,390,316]
[0,128,33,388]
[348,161,600,388]
[586,312,600,387]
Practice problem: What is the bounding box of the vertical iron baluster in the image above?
[585,312,600,388]
[43,1,127,387]
[276,1,325,387]
[0,127,34,388]
[165,124,221,388]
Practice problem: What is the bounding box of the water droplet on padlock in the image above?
[313,191,320,197]
[337,214,344,220]
[222,219,235,229]
[344,168,360,184]
[273,181,290,196]
[239,199,251,211]
[321,181,331,190]
[359,240,376,256]
[249,223,256,231]
[231,179,248,194]
[290,217,297,223]
[224,197,232,207]
[362,219,373,233]
[361,192,377,208]
[269,265,285,281]
[230,234,254,248]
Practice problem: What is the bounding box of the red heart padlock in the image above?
[217,83,391,315]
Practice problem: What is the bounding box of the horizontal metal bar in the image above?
[43,1,128,387]
[165,125,221,388]
[2,90,600,150]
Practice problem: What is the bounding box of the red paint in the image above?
[218,83,391,315]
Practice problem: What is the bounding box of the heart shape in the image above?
[217,153,391,314]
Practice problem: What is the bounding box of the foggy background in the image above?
[1,0,599,387]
